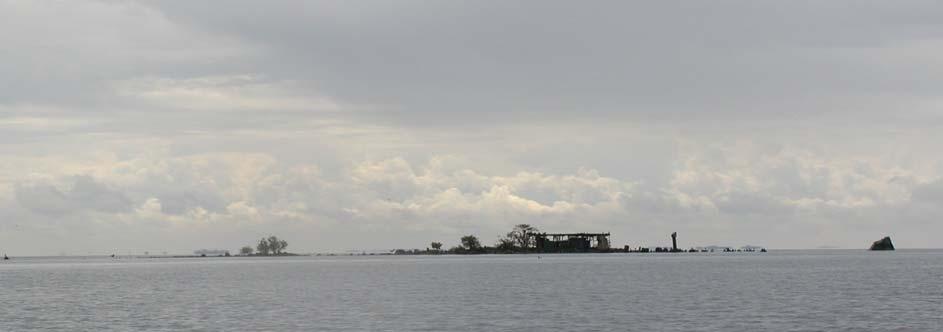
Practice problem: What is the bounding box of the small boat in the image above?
[3,254,9,260]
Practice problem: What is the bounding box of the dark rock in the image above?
[869,236,895,251]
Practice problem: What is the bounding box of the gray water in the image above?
[1,250,940,331]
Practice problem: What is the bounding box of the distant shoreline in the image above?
[6,249,943,259]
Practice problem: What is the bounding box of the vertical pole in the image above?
[671,232,678,252]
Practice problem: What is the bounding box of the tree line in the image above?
[236,225,541,256]
[240,235,290,256]
[393,224,541,255]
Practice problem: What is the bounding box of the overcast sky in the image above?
[2,1,942,255]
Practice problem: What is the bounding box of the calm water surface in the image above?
[1,250,941,331]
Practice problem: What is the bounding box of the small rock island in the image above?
[869,236,895,251]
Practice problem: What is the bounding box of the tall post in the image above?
[671,232,678,252]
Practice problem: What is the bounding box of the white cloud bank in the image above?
[2,143,941,254]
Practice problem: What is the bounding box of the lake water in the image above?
[1,250,941,331]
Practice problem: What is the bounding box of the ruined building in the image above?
[534,233,611,252]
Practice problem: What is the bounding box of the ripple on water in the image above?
[0,251,941,331]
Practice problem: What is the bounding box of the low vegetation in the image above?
[392,224,541,255]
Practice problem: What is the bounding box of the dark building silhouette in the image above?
[534,233,610,252]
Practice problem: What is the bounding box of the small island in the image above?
[869,236,895,251]
[380,224,767,255]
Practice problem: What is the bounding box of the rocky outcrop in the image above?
[869,236,895,251]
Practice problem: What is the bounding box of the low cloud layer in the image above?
[2,142,940,254]
[2,1,942,254]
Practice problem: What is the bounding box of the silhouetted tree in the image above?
[461,235,481,251]
[257,238,270,255]
[507,224,539,249]
[267,236,280,255]
[240,246,253,255]
[431,242,442,251]
[263,236,289,255]
[253,236,289,256]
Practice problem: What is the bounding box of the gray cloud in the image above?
[911,180,943,203]
[14,184,73,216]
[15,176,132,216]
[145,1,943,125]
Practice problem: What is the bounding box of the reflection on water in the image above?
[1,250,941,331]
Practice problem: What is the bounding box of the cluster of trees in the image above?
[239,235,289,256]
[446,224,540,253]
[394,224,541,255]
[449,224,539,254]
